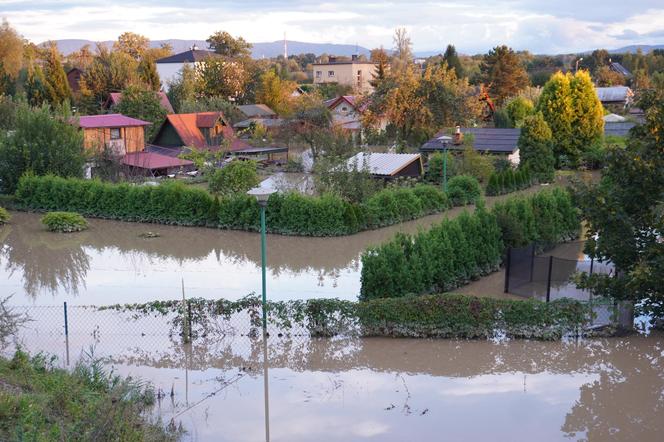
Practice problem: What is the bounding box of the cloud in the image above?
[1,0,663,53]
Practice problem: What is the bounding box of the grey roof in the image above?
[604,121,635,137]
[421,128,520,154]
[156,49,218,64]
[609,62,632,77]
[237,104,277,118]
[231,146,289,155]
[345,152,422,176]
[595,86,633,103]
[603,113,626,123]
[234,118,285,129]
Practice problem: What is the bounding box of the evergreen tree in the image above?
[535,71,573,165]
[518,112,555,183]
[25,64,48,106]
[138,57,160,91]
[43,43,71,106]
[480,45,530,106]
[570,70,604,157]
[442,44,464,78]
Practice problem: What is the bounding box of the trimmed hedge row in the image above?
[360,188,579,300]
[103,293,592,340]
[486,168,533,196]
[15,175,463,236]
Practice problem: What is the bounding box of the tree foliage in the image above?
[206,31,252,58]
[256,69,295,116]
[0,105,85,193]
[113,32,150,60]
[536,71,574,164]
[442,44,464,78]
[480,45,530,106]
[43,43,71,106]
[0,19,23,94]
[114,85,167,141]
[208,160,260,195]
[518,112,555,182]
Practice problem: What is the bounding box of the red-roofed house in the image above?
[324,95,387,135]
[77,114,151,154]
[104,92,175,114]
[152,112,249,152]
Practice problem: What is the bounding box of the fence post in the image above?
[187,301,193,343]
[590,257,594,275]
[63,301,69,337]
[529,244,535,282]
[545,256,553,303]
[504,248,512,293]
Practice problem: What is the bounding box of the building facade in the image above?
[312,56,377,94]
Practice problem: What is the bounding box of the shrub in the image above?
[360,188,579,299]
[446,175,481,205]
[208,160,260,195]
[0,207,10,224]
[485,168,532,196]
[41,211,88,233]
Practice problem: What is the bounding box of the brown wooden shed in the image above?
[77,114,151,154]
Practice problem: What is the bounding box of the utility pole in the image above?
[284,32,287,59]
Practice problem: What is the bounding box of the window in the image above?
[328,70,335,77]
[357,70,362,75]
[315,71,322,78]
[110,128,121,140]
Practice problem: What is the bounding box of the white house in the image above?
[155,48,218,91]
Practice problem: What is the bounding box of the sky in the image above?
[1,0,664,54]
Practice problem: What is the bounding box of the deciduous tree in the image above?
[114,85,167,141]
[256,69,295,116]
[113,32,149,60]
[206,31,252,58]
[0,19,24,94]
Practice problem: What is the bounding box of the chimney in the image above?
[453,126,464,145]
[191,44,198,51]
[351,54,358,61]
[329,56,337,63]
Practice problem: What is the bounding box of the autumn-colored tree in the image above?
[143,43,173,62]
[256,69,295,116]
[480,45,530,106]
[166,64,198,112]
[288,93,334,163]
[391,28,413,73]
[138,57,160,91]
[594,65,625,87]
[42,42,72,106]
[0,19,24,94]
[66,44,94,71]
[535,71,574,164]
[570,70,604,158]
[113,32,150,60]
[443,44,464,78]
[197,57,249,100]
[370,47,390,88]
[631,69,652,91]
[25,63,48,106]
[206,31,252,58]
[518,112,555,182]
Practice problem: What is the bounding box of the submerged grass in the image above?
[0,349,182,441]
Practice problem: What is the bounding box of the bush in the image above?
[486,167,532,196]
[446,175,481,205]
[41,211,88,233]
[360,188,579,299]
[518,112,555,183]
[0,207,10,224]
[208,160,260,195]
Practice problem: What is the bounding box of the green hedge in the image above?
[15,175,453,236]
[0,207,9,224]
[41,211,88,233]
[486,168,533,196]
[360,188,579,300]
[101,293,592,340]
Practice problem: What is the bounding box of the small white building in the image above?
[155,48,218,91]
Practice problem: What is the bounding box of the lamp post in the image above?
[247,186,276,330]
[437,135,452,192]
[247,186,275,442]
[575,57,583,73]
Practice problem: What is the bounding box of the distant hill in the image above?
[609,44,664,54]
[48,39,371,58]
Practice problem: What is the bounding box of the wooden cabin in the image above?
[152,112,249,153]
[77,114,151,154]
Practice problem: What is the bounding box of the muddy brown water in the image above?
[9,329,663,442]
[1,184,558,305]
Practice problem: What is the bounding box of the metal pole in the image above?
[262,329,271,442]
[260,204,268,330]
[545,256,553,303]
[504,248,511,293]
[443,145,448,192]
[63,301,69,337]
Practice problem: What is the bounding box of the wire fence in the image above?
[504,243,617,327]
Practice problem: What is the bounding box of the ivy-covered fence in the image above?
[98,293,592,341]
[13,175,483,237]
[360,188,580,300]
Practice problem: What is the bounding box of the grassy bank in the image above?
[0,350,181,441]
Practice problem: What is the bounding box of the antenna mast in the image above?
[284,32,288,58]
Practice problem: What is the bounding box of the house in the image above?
[105,92,174,113]
[155,47,218,91]
[313,56,377,94]
[603,114,635,137]
[77,114,151,154]
[595,86,634,111]
[234,104,285,131]
[67,68,84,94]
[344,152,423,179]
[325,95,362,131]
[291,86,305,97]
[609,62,632,78]
[152,112,249,153]
[420,128,521,165]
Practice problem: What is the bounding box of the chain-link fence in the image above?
[504,243,617,328]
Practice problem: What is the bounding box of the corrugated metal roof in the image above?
[596,86,633,103]
[609,62,631,77]
[421,128,520,154]
[345,152,422,176]
[237,104,277,118]
[77,114,151,128]
[604,121,635,137]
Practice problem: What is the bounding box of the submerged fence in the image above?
[504,243,616,327]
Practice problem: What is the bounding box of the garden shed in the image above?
[345,152,423,179]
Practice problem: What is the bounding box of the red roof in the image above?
[325,95,357,110]
[121,152,193,170]
[107,92,174,113]
[161,112,249,151]
[77,114,151,129]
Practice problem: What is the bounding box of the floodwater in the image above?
[0,185,550,305]
[8,324,664,442]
